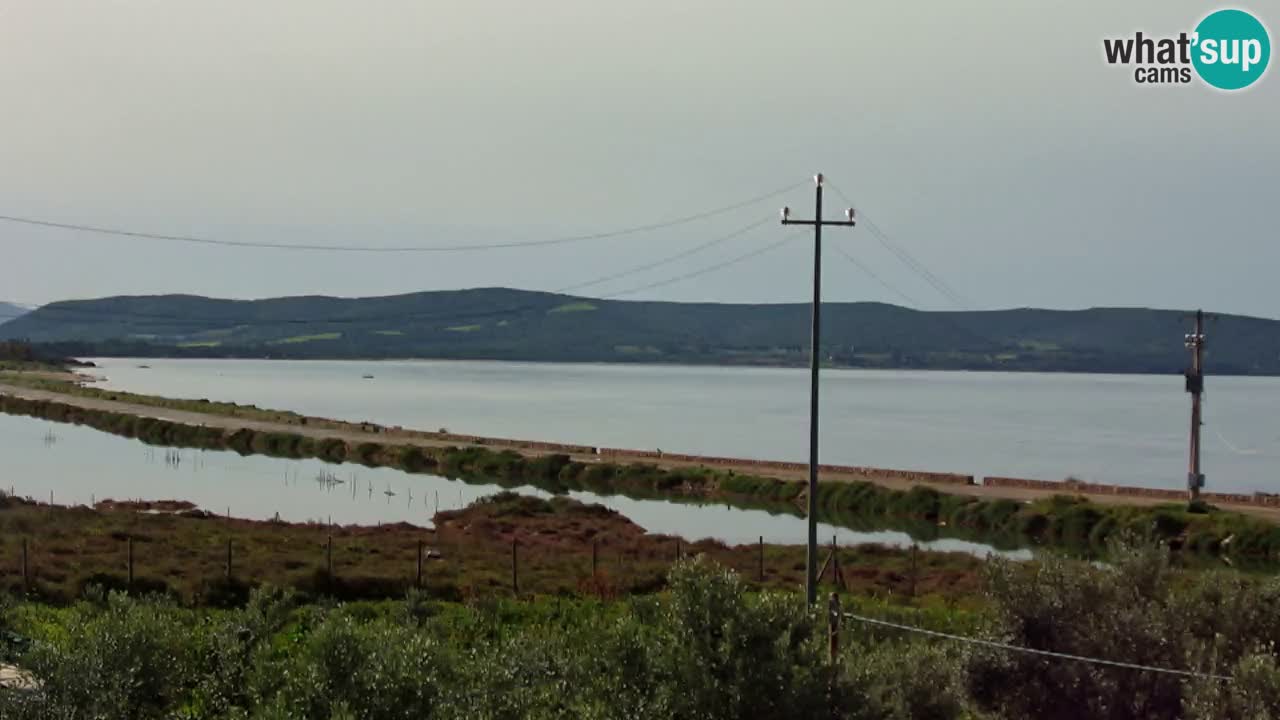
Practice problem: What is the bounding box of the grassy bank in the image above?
[3,391,1279,559]
[5,547,1280,719]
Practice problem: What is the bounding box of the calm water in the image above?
[86,358,1280,494]
[0,413,1021,557]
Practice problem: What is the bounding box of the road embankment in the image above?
[3,379,1280,558]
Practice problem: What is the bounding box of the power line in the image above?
[865,218,970,308]
[602,231,802,299]
[828,184,971,309]
[842,611,1233,682]
[829,243,921,308]
[557,217,771,295]
[1,221,785,331]
[0,182,802,254]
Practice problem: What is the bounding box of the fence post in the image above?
[675,538,681,562]
[592,539,599,580]
[511,537,519,596]
[21,538,29,594]
[909,544,918,600]
[828,592,841,664]
[831,536,842,589]
[326,534,333,589]
[226,539,233,581]
[758,535,765,582]
[416,539,423,589]
[127,536,134,591]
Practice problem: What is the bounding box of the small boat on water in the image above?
[362,374,375,380]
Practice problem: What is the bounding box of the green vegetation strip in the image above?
[3,548,1280,719]
[267,332,342,345]
[2,391,1278,558]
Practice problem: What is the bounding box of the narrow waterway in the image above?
[0,413,1027,558]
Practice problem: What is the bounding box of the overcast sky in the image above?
[1,1,1276,316]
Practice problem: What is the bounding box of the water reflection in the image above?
[1,413,1027,559]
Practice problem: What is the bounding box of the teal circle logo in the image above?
[1192,9,1271,90]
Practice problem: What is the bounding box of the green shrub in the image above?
[259,615,448,719]
[1048,504,1103,547]
[317,437,348,462]
[396,445,435,473]
[12,593,199,719]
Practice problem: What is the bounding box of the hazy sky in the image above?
[1,1,1277,315]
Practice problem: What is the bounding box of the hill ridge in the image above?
[3,288,1276,374]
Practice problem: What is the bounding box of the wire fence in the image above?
[831,602,1233,682]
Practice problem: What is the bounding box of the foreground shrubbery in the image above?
[5,392,1280,559]
[0,561,942,719]
[4,548,1280,719]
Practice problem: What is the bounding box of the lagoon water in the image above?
[85,358,1280,494]
[0,413,1022,557]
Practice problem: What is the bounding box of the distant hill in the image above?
[0,302,29,326]
[2,288,1277,374]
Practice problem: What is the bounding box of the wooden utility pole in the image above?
[1184,310,1206,501]
[781,173,857,606]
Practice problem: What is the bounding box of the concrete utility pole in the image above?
[781,173,856,606]
[1184,309,1206,501]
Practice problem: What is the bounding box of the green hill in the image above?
[1,288,1275,374]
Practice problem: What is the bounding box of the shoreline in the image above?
[74,353,1280,378]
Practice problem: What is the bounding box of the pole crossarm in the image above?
[782,219,857,227]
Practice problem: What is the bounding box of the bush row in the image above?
[6,550,1280,720]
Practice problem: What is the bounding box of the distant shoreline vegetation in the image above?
[4,289,1279,374]
[7,340,1275,377]
[3,391,1280,559]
